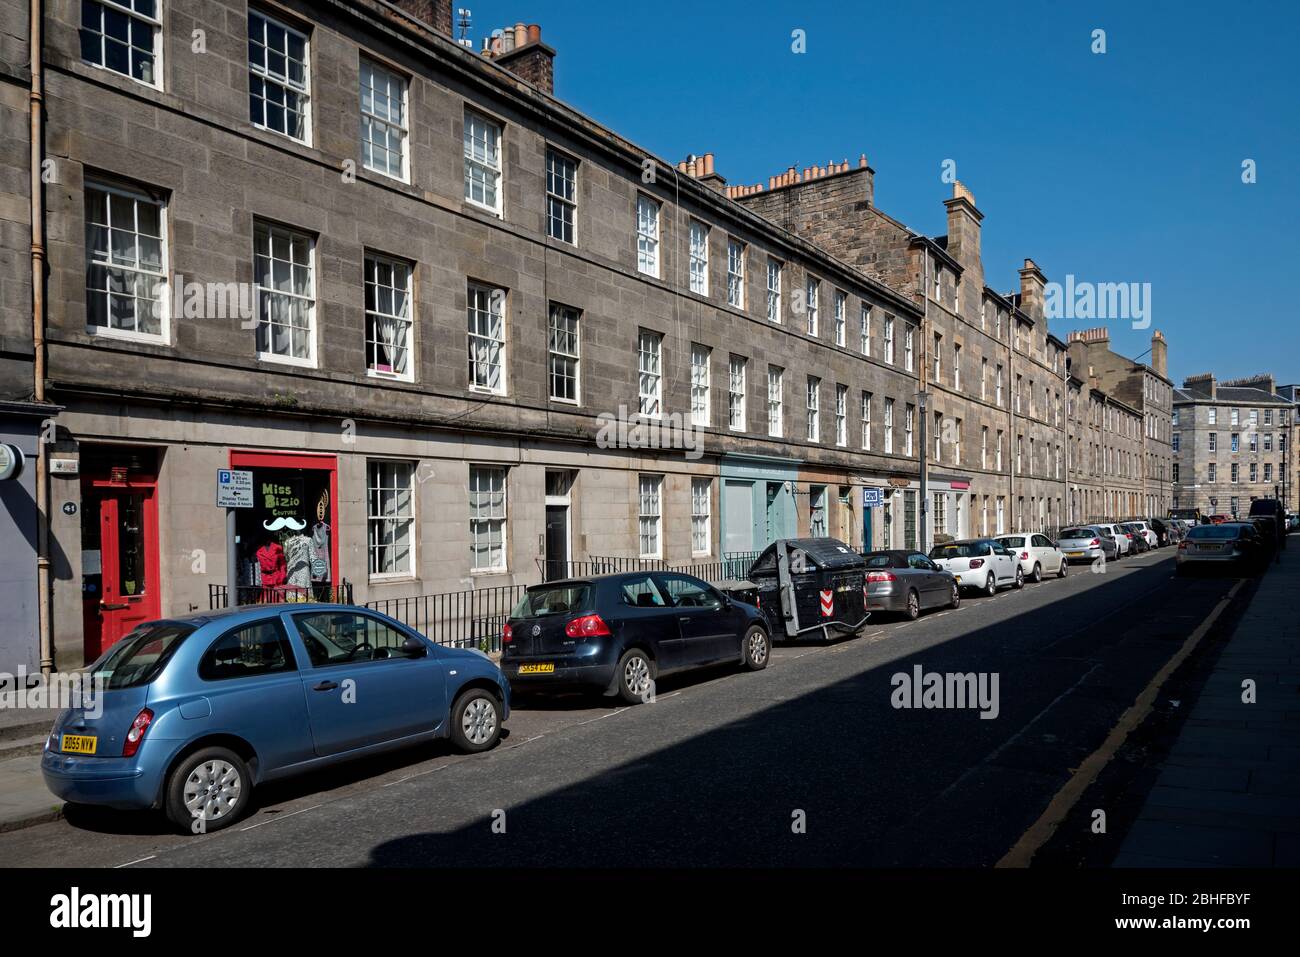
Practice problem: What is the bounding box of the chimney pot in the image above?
[514,22,527,47]
[527,23,541,43]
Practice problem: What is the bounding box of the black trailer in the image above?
[746,538,869,640]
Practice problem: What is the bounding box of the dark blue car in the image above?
[501,572,771,703]
[42,604,509,833]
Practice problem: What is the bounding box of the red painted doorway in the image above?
[80,472,161,662]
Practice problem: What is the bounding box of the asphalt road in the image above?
[2,549,1241,867]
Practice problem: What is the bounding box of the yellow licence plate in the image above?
[518,663,555,675]
[61,734,97,755]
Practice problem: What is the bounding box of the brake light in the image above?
[565,614,611,638]
[123,708,153,758]
[1178,541,1188,550]
[1090,539,1100,546]
[502,623,513,644]
[1126,533,1134,540]
[969,559,984,569]
[1020,552,1029,560]
[867,571,896,583]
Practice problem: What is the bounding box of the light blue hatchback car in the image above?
[42,604,509,832]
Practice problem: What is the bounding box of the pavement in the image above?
[1113,550,1300,867]
[0,704,62,833]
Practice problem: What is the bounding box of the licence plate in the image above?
[61,734,97,755]
[518,663,555,675]
[1197,544,1219,552]
[1066,551,1084,557]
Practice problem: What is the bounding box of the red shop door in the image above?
[82,483,160,662]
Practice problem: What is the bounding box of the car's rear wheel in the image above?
[948,583,961,609]
[1057,558,1068,579]
[165,746,250,834]
[616,648,656,704]
[1031,563,1042,583]
[984,574,997,597]
[743,626,770,671]
[450,688,502,753]
[1013,567,1025,589]
[903,589,921,620]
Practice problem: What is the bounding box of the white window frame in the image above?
[834,290,847,347]
[469,465,508,572]
[638,474,663,559]
[806,277,819,336]
[883,398,895,454]
[547,302,581,404]
[254,220,316,367]
[767,365,784,438]
[636,194,661,277]
[80,0,163,89]
[467,282,507,395]
[364,251,414,381]
[545,148,578,244]
[884,316,895,364]
[835,384,848,447]
[727,239,746,308]
[806,376,821,442]
[861,391,872,450]
[689,220,709,295]
[638,330,663,417]
[691,478,711,556]
[248,9,311,144]
[728,355,747,431]
[463,109,503,216]
[860,304,871,355]
[766,258,783,323]
[84,179,169,344]
[690,343,710,427]
[904,326,914,372]
[359,58,409,182]
[905,403,914,456]
[367,459,416,579]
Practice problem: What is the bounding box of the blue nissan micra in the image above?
[42,604,509,832]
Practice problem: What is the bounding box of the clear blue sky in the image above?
[465,0,1298,386]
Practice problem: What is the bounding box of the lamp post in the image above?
[917,389,930,553]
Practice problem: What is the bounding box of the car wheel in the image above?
[615,648,656,704]
[1031,563,1042,583]
[743,626,771,671]
[904,589,921,620]
[164,746,250,834]
[450,687,502,753]
[1013,567,1025,589]
[984,574,997,597]
[948,583,961,609]
[1057,558,1068,579]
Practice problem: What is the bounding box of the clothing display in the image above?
[284,535,313,590]
[310,522,331,583]
[256,541,287,587]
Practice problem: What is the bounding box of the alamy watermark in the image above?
[890,664,1000,720]
[596,404,703,461]
[0,668,104,719]
[1044,274,1152,330]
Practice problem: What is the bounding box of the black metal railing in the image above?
[541,551,763,584]
[208,581,354,610]
[366,583,525,654]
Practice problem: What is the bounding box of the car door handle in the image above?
[678,616,692,623]
[312,680,339,692]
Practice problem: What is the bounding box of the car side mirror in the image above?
[401,636,427,658]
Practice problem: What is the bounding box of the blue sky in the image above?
[465,1,1298,385]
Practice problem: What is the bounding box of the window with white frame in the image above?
[834,291,846,346]
[860,304,871,355]
[953,343,961,390]
[467,282,506,394]
[884,316,895,364]
[638,330,663,416]
[883,398,894,453]
[835,384,848,446]
[636,194,660,277]
[80,0,161,86]
[806,277,819,336]
[766,258,782,323]
[254,221,315,364]
[933,332,942,382]
[905,403,914,456]
[690,343,710,426]
[464,110,503,214]
[954,418,963,464]
[689,220,709,295]
[806,376,820,442]
[359,59,408,180]
[727,239,745,308]
[248,9,310,142]
[367,460,414,577]
[691,478,711,556]
[904,326,914,371]
[996,430,1004,470]
[469,466,507,571]
[934,411,943,462]
[547,303,580,403]
[638,475,663,558]
[545,149,577,244]
[728,355,747,430]
[767,365,784,437]
[861,391,872,449]
[981,427,988,468]
[1208,407,1217,424]
[996,364,1004,405]
[84,180,167,340]
[364,252,413,379]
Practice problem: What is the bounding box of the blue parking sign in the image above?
[862,488,884,508]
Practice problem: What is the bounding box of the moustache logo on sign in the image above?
[263,517,307,532]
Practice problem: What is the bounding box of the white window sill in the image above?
[258,352,317,369]
[87,326,169,346]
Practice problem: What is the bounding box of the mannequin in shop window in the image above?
[256,536,287,590]
[309,490,331,598]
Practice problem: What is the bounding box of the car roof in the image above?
[162,603,378,628]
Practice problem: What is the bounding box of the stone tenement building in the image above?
[1173,374,1294,518]
[0,0,1175,671]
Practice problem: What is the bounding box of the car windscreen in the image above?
[511,584,592,619]
[1187,526,1239,540]
[89,622,196,689]
[930,543,982,559]
[998,537,1026,548]
[863,554,900,568]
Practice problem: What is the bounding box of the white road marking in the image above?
[385,765,448,786]
[115,855,155,868]
[239,803,322,831]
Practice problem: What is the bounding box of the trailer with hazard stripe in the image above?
[745,538,869,641]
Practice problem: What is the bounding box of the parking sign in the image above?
[862,488,884,508]
[216,469,254,508]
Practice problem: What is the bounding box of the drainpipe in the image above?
[30,0,53,673]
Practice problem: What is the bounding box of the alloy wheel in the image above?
[748,631,768,666]
[183,759,242,823]
[624,655,651,697]
[461,696,498,746]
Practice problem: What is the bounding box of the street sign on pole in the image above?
[216,469,254,508]
[862,488,884,508]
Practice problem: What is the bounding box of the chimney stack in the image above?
[487,22,556,94]
[943,180,983,296]
[1018,258,1047,323]
[1150,330,1168,378]
[391,0,453,35]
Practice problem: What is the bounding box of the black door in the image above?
[544,504,568,581]
[656,574,733,665]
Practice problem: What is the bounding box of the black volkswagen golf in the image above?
[501,572,771,703]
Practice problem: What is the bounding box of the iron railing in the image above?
[366,583,525,654]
